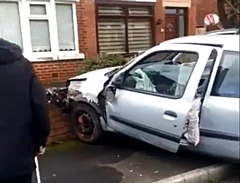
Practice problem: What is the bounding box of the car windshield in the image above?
[105,57,137,77]
[105,50,149,77]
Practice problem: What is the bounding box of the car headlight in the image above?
[68,81,84,96]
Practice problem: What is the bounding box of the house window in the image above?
[0,2,22,48]
[0,0,81,61]
[97,5,153,54]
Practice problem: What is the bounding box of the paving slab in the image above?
[32,133,221,183]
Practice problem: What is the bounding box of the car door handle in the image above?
[164,110,177,118]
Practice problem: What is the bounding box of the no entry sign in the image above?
[204,13,220,25]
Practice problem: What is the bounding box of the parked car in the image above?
[205,28,239,35]
[47,35,239,162]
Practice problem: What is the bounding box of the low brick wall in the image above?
[32,59,82,86]
[47,104,72,144]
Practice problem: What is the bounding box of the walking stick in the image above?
[35,156,42,183]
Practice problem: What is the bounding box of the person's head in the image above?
[0,38,23,63]
[223,2,232,15]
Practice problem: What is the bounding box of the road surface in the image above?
[33,133,221,183]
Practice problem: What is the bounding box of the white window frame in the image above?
[2,0,84,61]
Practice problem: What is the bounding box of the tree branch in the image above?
[225,0,240,14]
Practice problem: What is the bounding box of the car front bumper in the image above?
[46,87,69,112]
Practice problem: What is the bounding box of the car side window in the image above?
[211,51,239,98]
[122,51,199,98]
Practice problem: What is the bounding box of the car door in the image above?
[104,44,219,153]
[197,50,240,160]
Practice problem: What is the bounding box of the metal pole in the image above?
[35,156,41,183]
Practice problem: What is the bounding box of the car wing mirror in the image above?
[105,72,126,102]
[105,86,116,102]
[111,72,125,88]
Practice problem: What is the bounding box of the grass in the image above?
[46,139,80,152]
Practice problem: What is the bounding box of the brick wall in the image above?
[47,105,72,144]
[77,0,97,58]
[196,0,218,27]
[32,60,82,86]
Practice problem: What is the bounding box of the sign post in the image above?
[204,13,223,29]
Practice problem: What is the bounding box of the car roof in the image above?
[161,35,239,52]
[205,28,239,35]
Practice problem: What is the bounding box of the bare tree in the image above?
[217,0,240,28]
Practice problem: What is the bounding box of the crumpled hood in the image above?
[68,66,121,104]
[69,66,120,80]
[0,39,23,64]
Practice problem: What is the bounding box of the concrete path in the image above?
[32,133,221,183]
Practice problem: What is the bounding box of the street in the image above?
[32,133,221,183]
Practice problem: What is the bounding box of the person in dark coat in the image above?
[0,38,50,183]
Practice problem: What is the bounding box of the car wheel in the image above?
[69,103,103,144]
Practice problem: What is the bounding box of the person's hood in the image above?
[0,39,23,64]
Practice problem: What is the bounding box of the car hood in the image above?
[68,66,121,104]
[69,66,121,80]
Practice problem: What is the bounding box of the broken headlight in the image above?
[67,79,86,96]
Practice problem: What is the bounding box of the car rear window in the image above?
[211,50,239,98]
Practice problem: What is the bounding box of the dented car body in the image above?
[47,35,240,162]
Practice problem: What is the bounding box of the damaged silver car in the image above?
[47,34,239,162]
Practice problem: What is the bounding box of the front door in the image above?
[165,16,178,40]
[105,44,219,153]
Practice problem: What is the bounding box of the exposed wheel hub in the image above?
[77,113,94,136]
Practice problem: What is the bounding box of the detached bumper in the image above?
[46,87,69,112]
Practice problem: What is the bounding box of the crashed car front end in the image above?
[46,66,120,113]
[46,86,68,112]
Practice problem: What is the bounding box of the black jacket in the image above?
[0,39,50,178]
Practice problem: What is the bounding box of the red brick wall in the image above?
[188,0,197,35]
[47,105,71,144]
[196,0,218,27]
[77,0,97,58]
[32,60,82,86]
[154,0,165,44]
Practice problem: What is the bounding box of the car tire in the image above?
[69,102,103,144]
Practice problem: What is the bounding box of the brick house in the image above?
[1,0,199,86]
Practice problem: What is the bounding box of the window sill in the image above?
[25,53,85,62]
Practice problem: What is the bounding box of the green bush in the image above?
[79,53,128,74]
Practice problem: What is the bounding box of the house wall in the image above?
[32,0,97,86]
[196,0,218,27]
[154,0,197,44]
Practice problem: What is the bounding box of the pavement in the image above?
[32,133,222,183]
[221,175,240,183]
